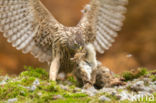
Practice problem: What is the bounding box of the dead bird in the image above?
[71,43,98,88]
[72,43,125,89]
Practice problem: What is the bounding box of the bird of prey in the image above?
[0,0,128,81]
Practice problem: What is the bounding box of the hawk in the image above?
[0,0,128,81]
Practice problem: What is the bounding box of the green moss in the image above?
[0,66,155,103]
[20,77,36,86]
[67,76,78,85]
[63,93,87,98]
[50,98,91,103]
[0,81,29,100]
[0,66,89,102]
[123,68,148,81]
[137,68,148,76]
[150,75,156,82]
[20,66,48,80]
[47,81,63,93]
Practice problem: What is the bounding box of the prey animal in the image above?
[0,0,128,81]
[72,43,125,88]
[72,43,98,88]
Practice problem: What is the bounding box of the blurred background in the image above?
[0,0,156,75]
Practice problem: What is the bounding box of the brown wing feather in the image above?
[0,0,64,63]
[80,0,128,53]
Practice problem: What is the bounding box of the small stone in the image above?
[99,95,111,102]
[143,87,153,92]
[82,90,94,97]
[30,85,37,91]
[149,85,156,91]
[136,81,144,86]
[64,81,72,85]
[99,88,116,94]
[86,87,97,94]
[111,91,117,96]
[52,95,63,100]
[26,86,30,90]
[4,76,9,81]
[73,87,81,93]
[37,92,42,96]
[143,78,151,84]
[0,81,6,85]
[8,98,17,103]
[59,84,69,91]
[133,79,139,82]
[116,94,122,100]
[149,82,154,85]
[130,81,145,91]
[81,87,97,96]
[33,79,40,85]
[118,91,132,101]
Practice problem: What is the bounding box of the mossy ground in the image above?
[122,68,148,81]
[0,66,155,103]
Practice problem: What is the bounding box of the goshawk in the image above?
[0,0,128,80]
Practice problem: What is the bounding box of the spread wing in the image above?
[80,0,128,53]
[0,0,64,63]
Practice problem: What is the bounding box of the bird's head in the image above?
[68,33,85,52]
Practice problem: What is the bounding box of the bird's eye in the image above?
[79,46,83,50]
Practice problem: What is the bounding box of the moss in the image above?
[137,68,148,76]
[152,77,156,81]
[0,81,29,100]
[67,76,78,85]
[117,89,124,93]
[150,75,156,82]
[47,81,63,93]
[63,92,87,98]
[20,66,48,80]
[0,66,89,102]
[49,98,91,103]
[0,66,155,103]
[123,68,148,81]
[20,77,36,86]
